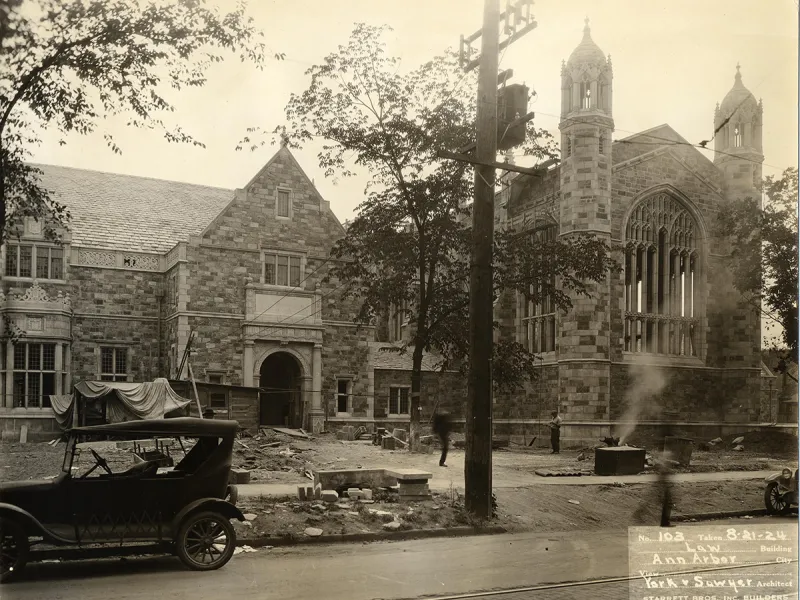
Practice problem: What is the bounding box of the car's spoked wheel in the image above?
[0,518,29,583]
[765,482,790,515]
[176,511,236,571]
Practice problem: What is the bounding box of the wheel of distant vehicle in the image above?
[0,517,29,583]
[176,510,237,571]
[764,467,798,515]
[765,481,792,515]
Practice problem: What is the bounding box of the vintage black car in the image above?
[0,418,244,582]
[764,467,799,515]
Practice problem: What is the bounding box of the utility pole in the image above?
[440,0,537,518]
[465,0,500,519]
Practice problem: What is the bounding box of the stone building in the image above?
[0,146,389,439]
[492,20,774,443]
[0,22,780,444]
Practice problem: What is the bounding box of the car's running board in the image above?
[28,542,175,563]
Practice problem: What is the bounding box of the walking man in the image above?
[432,410,452,467]
[548,409,562,454]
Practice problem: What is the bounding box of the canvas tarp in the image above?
[51,378,192,428]
[50,394,76,429]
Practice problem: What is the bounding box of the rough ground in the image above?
[232,478,769,540]
[233,490,489,540]
[1,426,795,484]
[0,427,792,541]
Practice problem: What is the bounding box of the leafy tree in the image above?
[718,167,798,357]
[248,24,616,449]
[1,0,273,245]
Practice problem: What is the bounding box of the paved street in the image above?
[3,517,794,600]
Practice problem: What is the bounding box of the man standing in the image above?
[432,410,452,467]
[548,409,562,454]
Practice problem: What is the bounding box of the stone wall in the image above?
[185,316,244,385]
[321,324,373,418]
[57,266,163,382]
[609,363,761,423]
[372,368,467,421]
[493,364,559,420]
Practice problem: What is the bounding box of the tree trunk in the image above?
[0,137,6,247]
[409,342,424,452]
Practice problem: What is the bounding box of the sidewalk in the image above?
[237,469,773,498]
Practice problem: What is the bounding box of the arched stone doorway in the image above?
[259,352,303,428]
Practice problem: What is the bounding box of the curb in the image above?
[237,525,507,548]
[673,508,769,522]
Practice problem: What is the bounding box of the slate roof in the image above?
[369,342,452,372]
[33,164,234,253]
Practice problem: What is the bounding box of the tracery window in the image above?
[520,225,557,353]
[733,125,742,147]
[624,194,701,357]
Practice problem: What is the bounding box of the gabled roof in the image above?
[612,124,714,167]
[32,164,234,253]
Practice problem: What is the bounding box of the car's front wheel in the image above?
[176,511,237,571]
[0,517,29,583]
[765,481,791,515]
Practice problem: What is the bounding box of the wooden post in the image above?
[187,362,204,419]
[465,0,499,520]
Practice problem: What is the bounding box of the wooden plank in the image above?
[270,427,311,440]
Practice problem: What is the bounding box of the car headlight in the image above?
[782,468,792,479]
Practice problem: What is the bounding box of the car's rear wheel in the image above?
[176,511,236,571]
[0,517,29,583]
[765,482,791,515]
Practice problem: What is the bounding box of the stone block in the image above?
[362,489,373,500]
[297,486,307,501]
[398,483,430,496]
[313,468,395,490]
[398,495,431,503]
[392,428,407,442]
[346,488,363,500]
[381,436,396,450]
[384,468,433,482]
[229,468,250,484]
[321,490,339,503]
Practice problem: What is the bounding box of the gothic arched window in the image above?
[624,193,702,357]
[519,224,558,353]
[734,125,742,147]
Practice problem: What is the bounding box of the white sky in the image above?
[31,0,798,224]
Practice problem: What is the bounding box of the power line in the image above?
[240,276,354,342]
[245,254,336,325]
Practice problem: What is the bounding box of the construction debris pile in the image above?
[232,427,319,483]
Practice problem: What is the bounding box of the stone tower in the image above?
[557,19,615,420]
[714,64,764,203]
[713,65,764,374]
